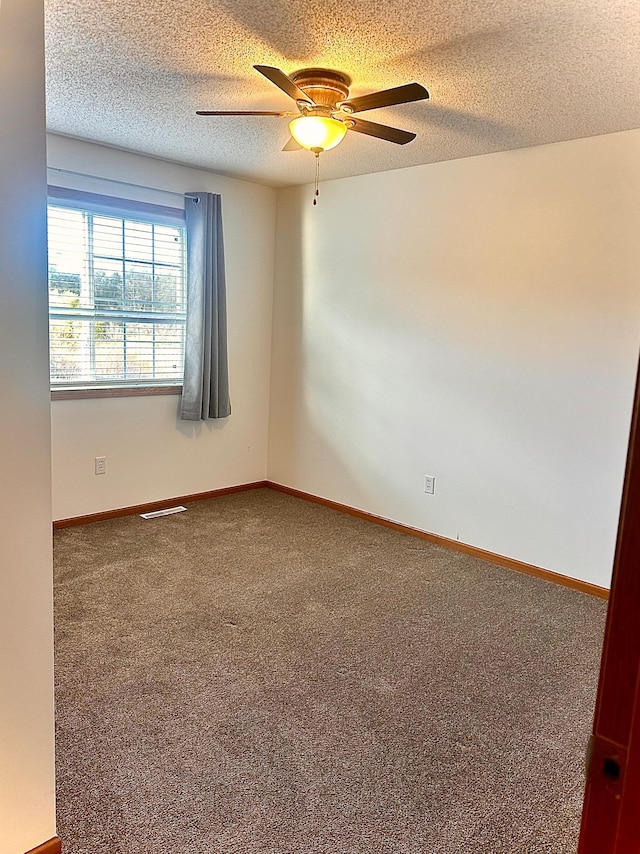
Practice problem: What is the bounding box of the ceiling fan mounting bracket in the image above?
[301,104,334,118]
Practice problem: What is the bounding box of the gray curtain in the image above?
[180,192,231,420]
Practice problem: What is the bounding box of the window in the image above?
[47,187,187,395]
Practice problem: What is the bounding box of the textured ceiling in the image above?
[45,0,640,188]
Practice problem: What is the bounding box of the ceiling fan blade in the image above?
[282,137,303,151]
[347,117,416,145]
[341,83,429,114]
[196,110,295,116]
[253,65,313,104]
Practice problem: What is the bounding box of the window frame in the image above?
[47,186,187,400]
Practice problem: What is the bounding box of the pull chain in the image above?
[313,150,320,206]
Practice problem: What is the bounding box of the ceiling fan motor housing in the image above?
[290,68,352,111]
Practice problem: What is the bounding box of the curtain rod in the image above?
[47,167,199,202]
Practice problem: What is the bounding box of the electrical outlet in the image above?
[95,456,107,475]
[424,475,436,494]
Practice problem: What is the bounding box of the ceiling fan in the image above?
[196,65,429,154]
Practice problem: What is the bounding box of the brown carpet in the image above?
[54,488,606,853]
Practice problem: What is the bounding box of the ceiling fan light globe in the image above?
[289,116,347,152]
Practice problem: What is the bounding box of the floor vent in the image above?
[140,506,187,520]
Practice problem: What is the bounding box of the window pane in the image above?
[125,220,153,262]
[124,262,154,311]
[48,207,85,307]
[93,215,123,259]
[95,321,124,380]
[94,258,124,309]
[154,225,183,265]
[154,265,185,312]
[49,317,94,384]
[49,317,84,381]
[124,322,153,380]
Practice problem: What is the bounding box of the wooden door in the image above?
[579,357,640,852]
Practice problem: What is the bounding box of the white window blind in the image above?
[47,187,187,389]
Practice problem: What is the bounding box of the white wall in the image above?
[48,135,276,520]
[269,130,640,589]
[0,1,57,851]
